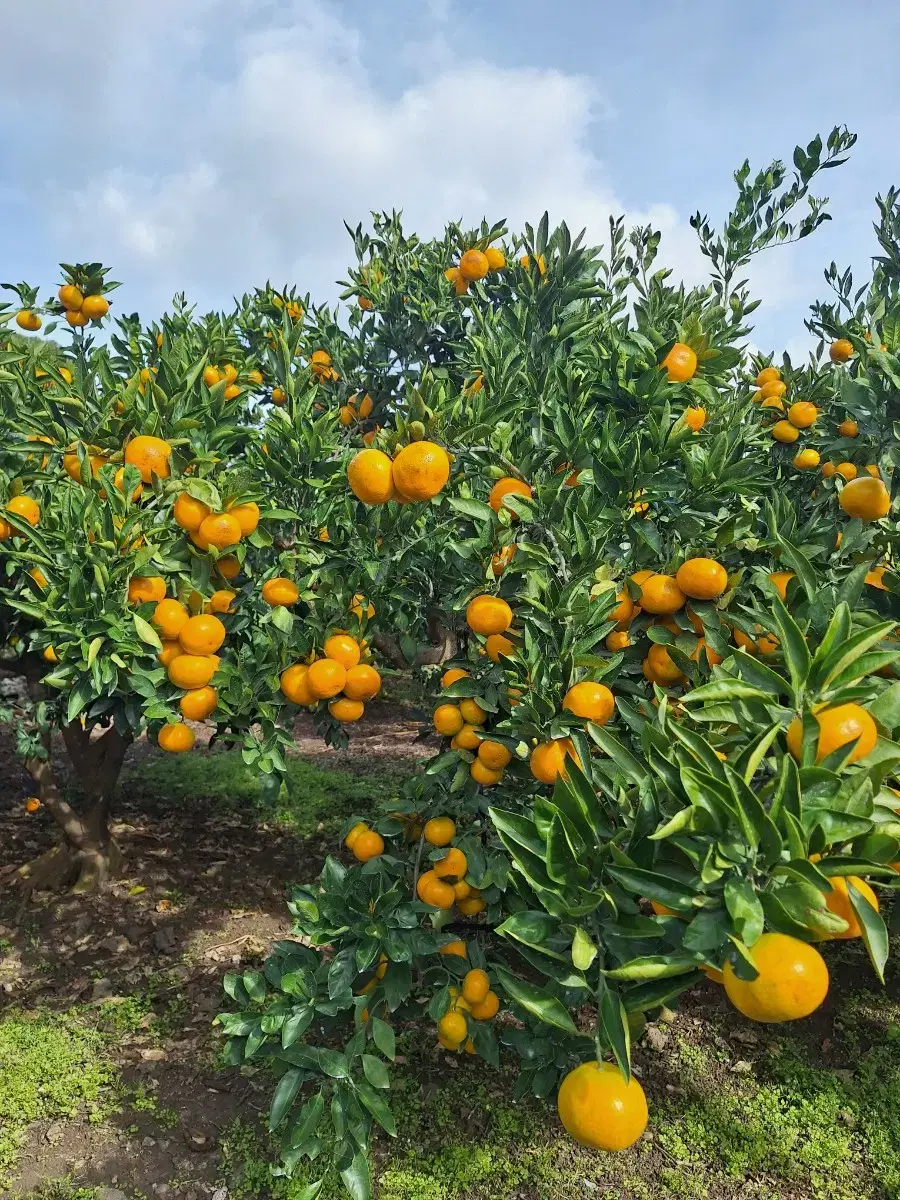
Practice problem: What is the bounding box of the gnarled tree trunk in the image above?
[19,720,130,894]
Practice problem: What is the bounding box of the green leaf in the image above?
[446,496,496,523]
[362,1054,390,1089]
[371,1018,396,1060]
[848,880,889,983]
[356,1081,397,1137]
[585,725,646,784]
[133,613,163,651]
[269,1068,302,1131]
[493,966,580,1035]
[598,980,631,1081]
[768,595,811,694]
[605,955,702,981]
[680,679,774,705]
[571,927,597,971]
[87,636,105,666]
[339,1147,373,1200]
[723,879,764,945]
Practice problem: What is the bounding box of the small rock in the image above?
[142,1136,157,1148]
[730,1027,759,1045]
[645,1025,669,1052]
[212,1190,228,1200]
[732,1060,752,1074]
[45,1121,65,1144]
[657,1006,678,1024]
[100,935,131,955]
[154,926,179,955]
[140,1048,167,1062]
[73,913,91,937]
[90,977,115,1002]
[97,1189,128,1200]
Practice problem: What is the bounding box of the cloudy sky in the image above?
[2,0,898,356]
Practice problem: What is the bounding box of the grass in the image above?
[0,1010,118,1187]
[122,747,406,836]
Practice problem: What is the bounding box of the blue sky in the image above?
[1,0,898,358]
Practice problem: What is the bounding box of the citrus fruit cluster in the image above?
[281,632,382,723]
[348,441,451,506]
[172,489,260,551]
[436,969,500,1052]
[416,818,485,915]
[444,244,505,294]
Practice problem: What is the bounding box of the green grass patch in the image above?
[0,1011,118,1187]
[122,748,406,837]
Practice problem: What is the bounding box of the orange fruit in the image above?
[786,703,877,764]
[609,590,634,627]
[488,477,532,515]
[281,664,315,706]
[675,557,727,600]
[180,685,218,721]
[838,419,858,437]
[822,462,838,478]
[434,847,467,880]
[458,698,487,725]
[6,495,41,526]
[16,310,42,331]
[344,822,369,850]
[261,578,299,606]
[228,502,260,537]
[153,599,189,639]
[761,395,785,411]
[424,816,456,846]
[452,725,482,751]
[530,738,578,785]
[557,1062,647,1151]
[441,667,470,688]
[128,576,166,605]
[434,704,464,737]
[271,387,286,405]
[466,595,513,635]
[29,568,48,590]
[158,723,195,753]
[684,406,706,432]
[329,697,365,722]
[458,249,490,281]
[723,932,828,1022]
[646,643,685,685]
[217,556,240,580]
[113,467,142,500]
[173,493,210,532]
[462,969,490,1006]
[198,513,241,549]
[484,246,506,270]
[768,571,795,601]
[208,590,236,614]
[519,253,547,274]
[348,448,394,505]
[836,462,858,481]
[606,631,630,652]
[469,990,499,1019]
[124,435,171,482]
[353,830,384,862]
[343,665,381,701]
[793,449,820,470]
[457,894,486,916]
[772,420,799,443]
[477,740,512,770]
[760,379,788,399]
[81,294,109,320]
[563,681,615,724]
[391,441,451,501]
[441,940,468,958]
[484,632,515,663]
[820,873,879,940]
[323,634,361,670]
[471,760,503,786]
[756,366,781,387]
[178,614,226,656]
[839,476,890,521]
[158,641,182,668]
[787,401,818,429]
[58,283,84,310]
[168,654,217,690]
[25,797,41,813]
[350,594,375,620]
[640,574,685,614]
[438,1010,468,1047]
[491,544,517,576]
[307,658,347,699]
[865,464,881,478]
[662,342,697,383]
[223,384,241,401]
[339,405,355,426]
[865,566,888,590]
[829,338,854,363]
[417,870,455,908]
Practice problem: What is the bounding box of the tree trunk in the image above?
[19,722,130,894]
[373,606,458,670]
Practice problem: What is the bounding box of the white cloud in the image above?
[0,0,815,344]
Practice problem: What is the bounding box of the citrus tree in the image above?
[209,129,900,1199]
